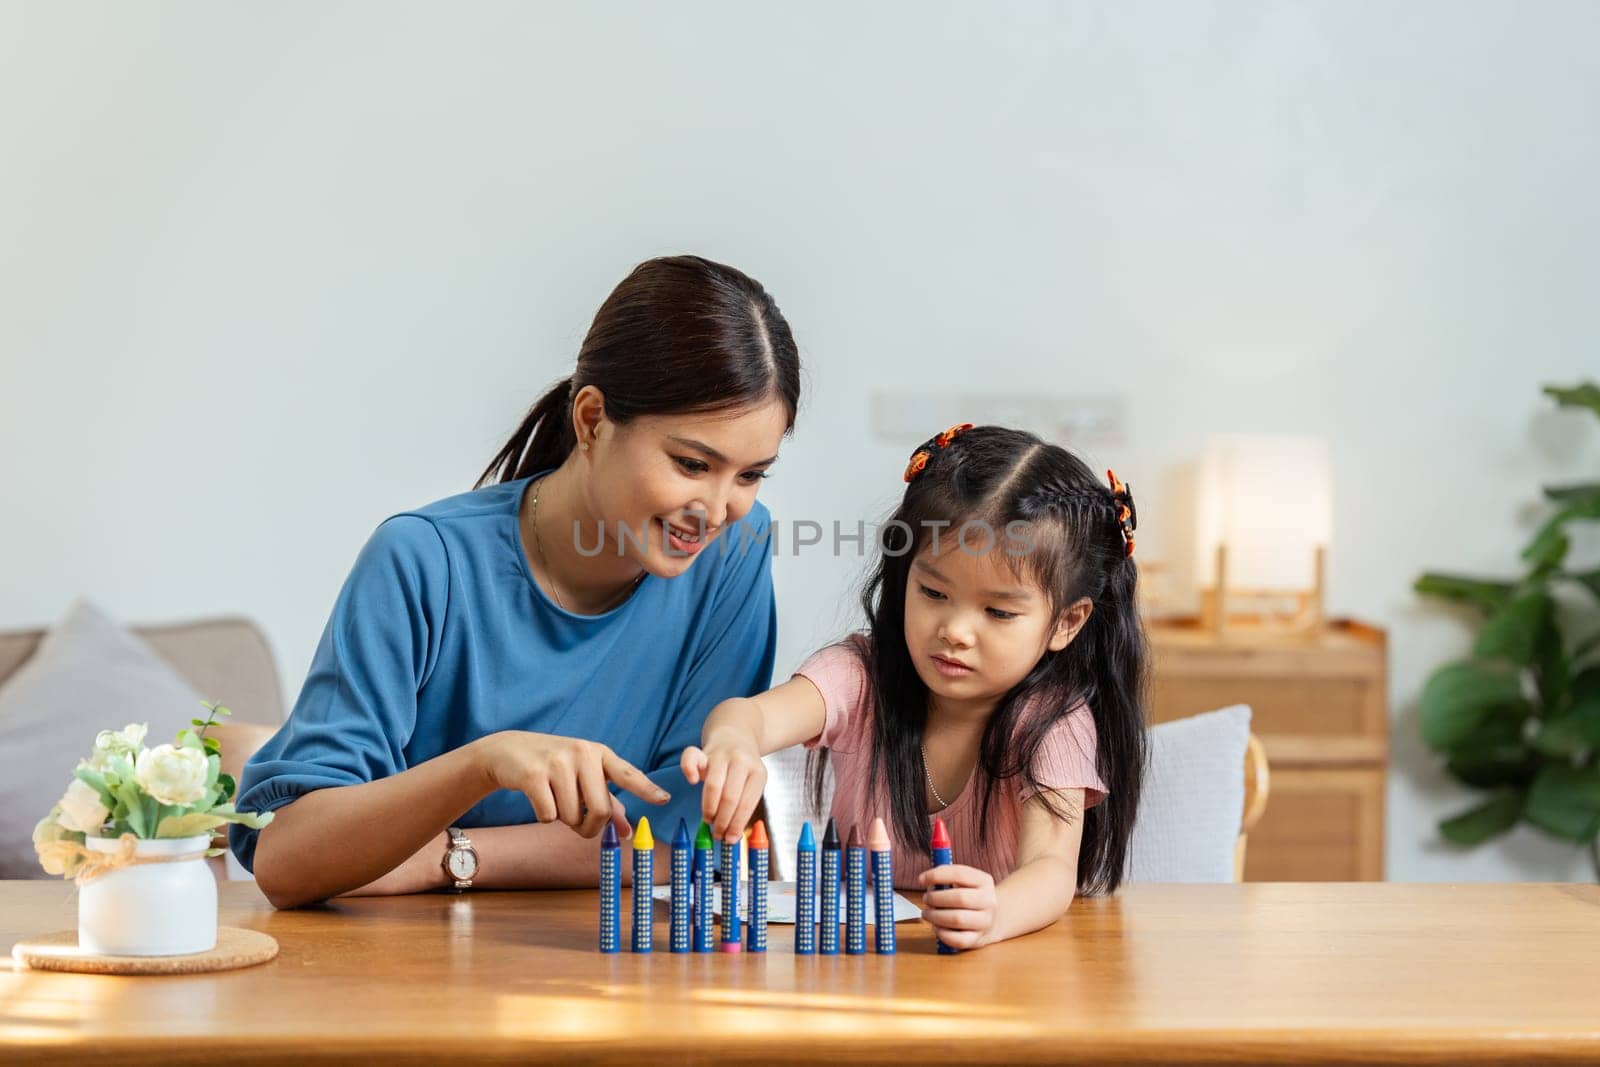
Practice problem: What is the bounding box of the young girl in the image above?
[681,423,1147,949]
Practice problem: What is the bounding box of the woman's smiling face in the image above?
[578,389,789,578]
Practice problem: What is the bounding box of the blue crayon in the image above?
[631,817,655,953]
[869,818,896,955]
[670,819,692,954]
[931,817,958,955]
[795,822,818,955]
[819,818,841,955]
[719,835,742,952]
[845,824,867,955]
[693,821,714,952]
[747,822,770,952]
[599,822,621,954]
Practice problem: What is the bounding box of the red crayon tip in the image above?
[749,819,769,850]
[931,817,951,850]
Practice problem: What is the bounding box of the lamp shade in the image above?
[1197,435,1332,590]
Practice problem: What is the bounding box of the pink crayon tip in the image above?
[720,941,743,953]
[931,817,951,850]
[868,817,891,853]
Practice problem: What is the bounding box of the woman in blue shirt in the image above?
[233,256,800,908]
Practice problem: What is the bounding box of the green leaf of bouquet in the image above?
[1420,662,1526,750]
[1524,765,1600,843]
[177,729,203,752]
[1439,790,1523,845]
[1473,591,1551,666]
[156,812,228,837]
[1544,382,1600,418]
[1413,573,1514,613]
[217,773,236,803]
[203,736,222,756]
[72,767,116,809]
[191,718,207,728]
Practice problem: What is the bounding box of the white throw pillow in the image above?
[0,599,204,878]
[1125,704,1253,883]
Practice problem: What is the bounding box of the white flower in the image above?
[135,744,209,806]
[33,806,87,877]
[90,722,149,770]
[56,778,110,834]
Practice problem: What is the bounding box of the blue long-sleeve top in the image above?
[229,475,776,873]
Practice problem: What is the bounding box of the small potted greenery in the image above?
[1415,383,1600,879]
[32,702,275,955]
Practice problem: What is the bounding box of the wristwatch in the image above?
[442,826,479,890]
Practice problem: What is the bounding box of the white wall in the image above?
[3,1,1597,882]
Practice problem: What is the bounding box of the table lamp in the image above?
[1196,434,1332,637]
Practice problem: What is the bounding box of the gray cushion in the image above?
[0,599,204,878]
[1125,704,1252,883]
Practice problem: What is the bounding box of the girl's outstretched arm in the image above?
[680,676,828,842]
[918,788,1085,949]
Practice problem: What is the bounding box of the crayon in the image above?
[747,821,770,953]
[845,824,867,955]
[820,818,841,955]
[795,821,817,955]
[694,821,714,952]
[599,821,620,954]
[931,816,957,955]
[670,818,691,954]
[719,835,742,953]
[870,817,895,955]
[631,816,654,953]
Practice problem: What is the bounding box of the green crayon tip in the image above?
[695,820,714,849]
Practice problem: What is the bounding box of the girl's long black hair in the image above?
[809,425,1148,895]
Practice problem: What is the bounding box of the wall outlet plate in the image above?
[870,391,1126,448]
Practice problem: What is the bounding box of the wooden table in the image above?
[4,881,1599,1065]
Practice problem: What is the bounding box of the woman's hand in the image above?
[680,719,767,843]
[471,731,669,839]
[918,863,999,950]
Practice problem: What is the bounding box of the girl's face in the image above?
[903,539,1089,716]
[582,394,789,579]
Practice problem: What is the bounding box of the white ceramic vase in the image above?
[78,834,217,956]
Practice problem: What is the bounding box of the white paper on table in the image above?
[650,880,920,924]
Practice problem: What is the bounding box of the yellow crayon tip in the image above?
[633,816,653,850]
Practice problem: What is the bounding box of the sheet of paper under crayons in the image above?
[651,881,920,924]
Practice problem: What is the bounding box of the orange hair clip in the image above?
[903,451,931,483]
[1106,469,1137,559]
[934,422,974,449]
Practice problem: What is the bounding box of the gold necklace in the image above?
[922,744,950,810]
[529,477,642,614]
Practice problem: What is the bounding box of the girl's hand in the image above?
[471,731,669,839]
[918,863,998,950]
[680,733,766,843]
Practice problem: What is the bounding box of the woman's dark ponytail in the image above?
[475,378,576,489]
[476,255,801,489]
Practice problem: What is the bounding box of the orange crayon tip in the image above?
[749,820,769,850]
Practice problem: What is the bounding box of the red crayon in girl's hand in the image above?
[929,817,957,955]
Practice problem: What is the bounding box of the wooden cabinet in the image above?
[1147,618,1388,881]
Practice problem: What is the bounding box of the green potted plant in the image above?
[32,701,274,955]
[1415,382,1600,879]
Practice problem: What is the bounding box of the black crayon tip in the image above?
[823,817,840,850]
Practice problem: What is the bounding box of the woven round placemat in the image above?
[11,926,278,975]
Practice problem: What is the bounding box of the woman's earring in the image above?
[581,442,590,452]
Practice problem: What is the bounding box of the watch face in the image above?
[448,848,477,879]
